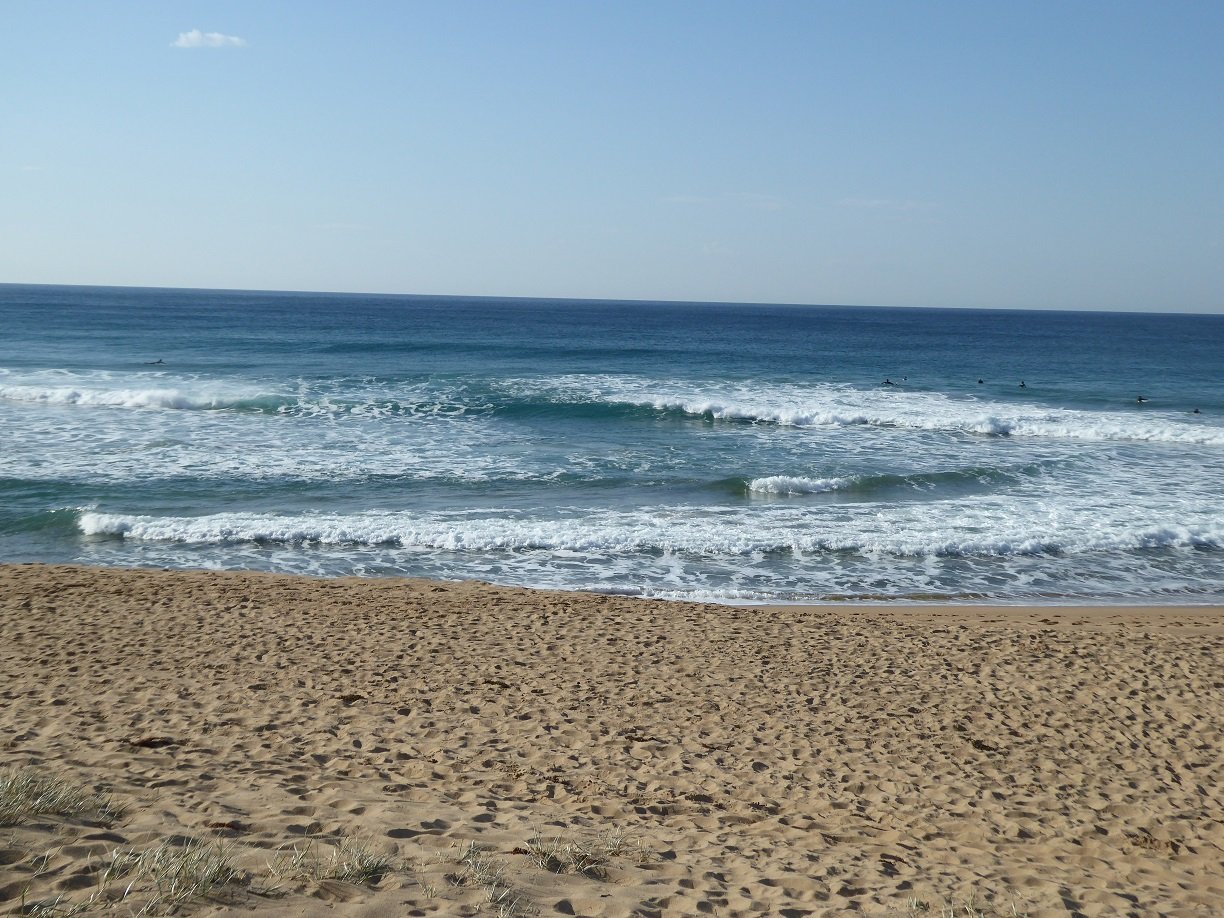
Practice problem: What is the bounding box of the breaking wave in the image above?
[747,476,852,495]
[513,375,1224,446]
[78,509,1224,558]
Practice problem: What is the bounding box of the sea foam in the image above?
[77,508,1224,558]
[526,375,1224,445]
[0,381,288,412]
[747,476,852,495]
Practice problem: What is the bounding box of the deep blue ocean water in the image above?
[3,283,1223,603]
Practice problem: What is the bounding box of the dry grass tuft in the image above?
[101,837,243,914]
[524,826,650,878]
[449,840,533,917]
[19,836,242,916]
[525,833,609,878]
[906,895,1030,917]
[0,767,123,826]
[268,835,396,887]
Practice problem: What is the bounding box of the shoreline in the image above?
[4,563,1224,915]
[10,559,1224,611]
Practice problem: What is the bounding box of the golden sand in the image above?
[2,564,1223,916]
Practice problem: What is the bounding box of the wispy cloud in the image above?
[837,197,932,212]
[664,193,786,211]
[172,29,247,49]
[732,193,784,212]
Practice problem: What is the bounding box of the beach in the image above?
[3,565,1223,916]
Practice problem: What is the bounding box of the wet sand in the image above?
[2,564,1223,916]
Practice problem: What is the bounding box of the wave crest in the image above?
[747,476,852,495]
[604,388,1222,445]
[77,510,1224,558]
[0,383,283,412]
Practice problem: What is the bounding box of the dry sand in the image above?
[2,564,1223,917]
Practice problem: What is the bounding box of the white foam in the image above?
[747,475,852,495]
[0,382,267,411]
[77,505,1224,558]
[518,375,1224,446]
[0,371,479,419]
[0,370,530,484]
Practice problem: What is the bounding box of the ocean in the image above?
[3,283,1223,604]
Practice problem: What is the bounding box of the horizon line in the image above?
[1,280,1219,318]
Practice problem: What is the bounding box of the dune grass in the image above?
[448,840,533,917]
[268,834,396,886]
[100,837,242,914]
[17,836,242,917]
[907,895,1030,917]
[0,766,123,826]
[525,831,611,878]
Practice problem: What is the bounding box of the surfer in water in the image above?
[145,358,164,365]
[1136,395,1148,404]
[1019,380,1026,388]
[883,378,896,386]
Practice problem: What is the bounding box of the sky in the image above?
[3,1,1223,312]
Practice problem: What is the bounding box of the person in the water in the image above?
[883,378,895,386]
[1019,380,1026,388]
[1136,395,1148,403]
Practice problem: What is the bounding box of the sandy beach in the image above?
[2,564,1223,916]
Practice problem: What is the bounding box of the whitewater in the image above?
[3,284,1223,603]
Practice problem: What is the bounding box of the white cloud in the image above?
[172,29,247,49]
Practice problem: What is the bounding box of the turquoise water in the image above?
[3,283,1223,603]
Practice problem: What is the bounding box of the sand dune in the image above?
[3,564,1223,916]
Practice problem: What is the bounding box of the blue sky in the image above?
[4,2,1222,311]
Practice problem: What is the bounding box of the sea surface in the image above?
[3,283,1224,604]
